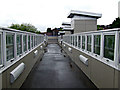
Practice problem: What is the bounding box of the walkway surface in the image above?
[21,44,96,88]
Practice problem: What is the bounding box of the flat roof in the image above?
[67,10,102,19]
[62,22,71,26]
[63,27,74,31]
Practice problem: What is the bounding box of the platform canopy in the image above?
[67,10,102,19]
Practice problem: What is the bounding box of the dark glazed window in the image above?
[75,36,77,47]
[87,35,91,52]
[6,33,14,61]
[71,36,73,45]
[78,36,81,48]
[104,35,115,61]
[28,35,30,50]
[17,34,22,56]
[34,36,36,47]
[73,36,74,46]
[94,35,101,55]
[82,36,85,49]
[31,36,33,48]
[23,35,27,52]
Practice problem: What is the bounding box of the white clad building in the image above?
[67,10,102,33]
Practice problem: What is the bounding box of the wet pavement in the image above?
[21,44,97,88]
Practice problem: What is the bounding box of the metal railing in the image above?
[59,28,120,70]
[0,27,45,72]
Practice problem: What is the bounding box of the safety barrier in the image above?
[58,28,120,88]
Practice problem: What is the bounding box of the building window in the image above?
[31,36,33,48]
[75,36,77,47]
[23,35,27,52]
[37,36,39,45]
[35,36,37,46]
[104,35,115,61]
[38,36,40,44]
[82,36,85,49]
[87,35,92,52]
[78,36,81,48]
[6,33,14,61]
[34,36,36,47]
[94,35,101,55]
[73,36,74,46]
[28,35,30,50]
[68,36,71,44]
[17,34,22,56]
[71,36,73,45]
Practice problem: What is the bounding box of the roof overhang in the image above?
[67,10,102,19]
[63,27,74,31]
[62,22,71,26]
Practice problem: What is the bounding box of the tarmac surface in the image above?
[21,44,97,88]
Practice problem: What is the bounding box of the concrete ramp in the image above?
[47,36,58,44]
[21,44,97,88]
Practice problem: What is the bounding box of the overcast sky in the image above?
[0,0,120,32]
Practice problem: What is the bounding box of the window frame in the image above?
[6,32,15,65]
[82,35,86,51]
[86,34,92,53]
[93,33,101,58]
[31,35,34,49]
[28,35,31,50]
[75,35,77,47]
[16,34,22,57]
[34,35,36,47]
[23,34,27,53]
[102,32,116,66]
[0,29,44,69]
[71,35,73,45]
[72,35,74,46]
[118,31,120,66]
[0,32,3,67]
[35,35,37,46]
[78,35,81,49]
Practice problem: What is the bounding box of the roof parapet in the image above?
[62,22,71,26]
[63,27,74,31]
[67,10,102,19]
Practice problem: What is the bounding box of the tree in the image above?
[111,17,120,28]
[9,23,40,33]
[36,31,41,34]
[47,28,52,33]
[97,25,105,30]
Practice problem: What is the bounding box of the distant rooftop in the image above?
[63,27,73,31]
[67,10,102,19]
[62,22,71,26]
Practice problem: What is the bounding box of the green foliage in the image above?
[36,31,41,34]
[97,25,106,30]
[97,17,120,30]
[97,25,103,30]
[111,17,120,28]
[47,28,52,33]
[9,23,41,34]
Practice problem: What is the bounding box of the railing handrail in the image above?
[0,27,44,36]
[63,28,120,36]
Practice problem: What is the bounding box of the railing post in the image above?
[14,33,17,59]
[3,31,6,66]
